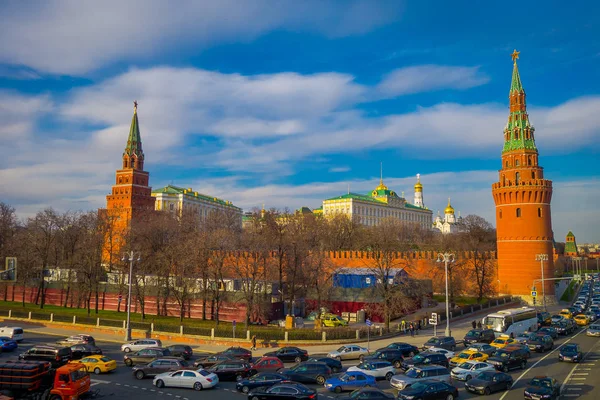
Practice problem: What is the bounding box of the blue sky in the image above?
[0,1,598,242]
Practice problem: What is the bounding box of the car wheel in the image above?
[135,370,145,380]
[242,386,250,394]
[193,382,203,391]
[123,347,131,353]
[252,397,260,400]
[196,364,204,369]
[484,387,491,395]
[394,360,402,368]
[125,359,133,367]
[409,351,415,357]
[521,361,526,370]
[334,386,342,394]
[465,375,472,381]
[93,368,101,375]
[506,382,512,390]
[294,356,302,363]
[503,365,509,373]
[385,372,393,380]
[155,380,164,388]
[316,375,326,385]
[335,356,341,361]
[236,374,243,382]
[446,394,454,400]
[359,355,365,361]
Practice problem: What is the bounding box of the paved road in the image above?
[3,329,597,400]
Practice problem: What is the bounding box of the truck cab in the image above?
[52,363,91,399]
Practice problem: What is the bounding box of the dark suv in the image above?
[132,357,189,379]
[400,352,449,371]
[279,362,332,385]
[526,334,554,352]
[19,345,72,367]
[383,342,420,357]
[553,319,576,335]
[364,348,404,368]
[537,312,552,327]
[463,329,496,346]
[124,347,172,366]
[423,336,456,351]
[220,346,252,362]
[487,347,528,372]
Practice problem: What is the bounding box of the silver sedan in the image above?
[328,345,370,361]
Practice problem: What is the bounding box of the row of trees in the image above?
[0,202,497,330]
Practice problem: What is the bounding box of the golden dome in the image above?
[444,198,455,214]
[414,173,423,192]
[375,178,389,191]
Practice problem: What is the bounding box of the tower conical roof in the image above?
[510,51,524,93]
[124,101,143,158]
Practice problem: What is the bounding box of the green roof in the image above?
[566,231,575,237]
[325,192,381,203]
[124,105,143,158]
[152,185,242,210]
[510,60,523,93]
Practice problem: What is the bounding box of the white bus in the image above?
[482,307,538,338]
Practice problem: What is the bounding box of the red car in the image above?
[250,356,284,375]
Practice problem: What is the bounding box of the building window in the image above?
[499,209,503,219]
[515,172,520,183]
[515,159,520,167]
[516,208,521,218]
[169,203,174,211]
[528,156,532,166]
[532,171,535,179]
[505,161,509,168]
[538,208,542,218]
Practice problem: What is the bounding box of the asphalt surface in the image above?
[2,330,597,400]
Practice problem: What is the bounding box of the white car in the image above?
[347,360,395,380]
[426,347,455,360]
[328,345,370,361]
[450,361,495,381]
[153,369,218,391]
[121,339,162,353]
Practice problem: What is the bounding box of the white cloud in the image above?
[376,65,490,97]
[0,91,53,144]
[329,166,351,173]
[0,0,403,74]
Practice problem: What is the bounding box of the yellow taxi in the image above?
[321,314,349,327]
[490,335,516,349]
[70,355,117,374]
[559,309,573,319]
[574,314,590,326]
[449,349,488,367]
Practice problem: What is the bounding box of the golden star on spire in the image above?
[133,100,138,113]
[511,49,520,63]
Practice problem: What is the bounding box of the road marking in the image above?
[567,388,583,391]
[90,383,100,387]
[581,363,595,365]
[560,338,600,394]
[572,373,589,375]
[142,388,147,390]
[570,377,586,380]
[91,378,111,383]
[115,383,121,386]
[500,329,585,400]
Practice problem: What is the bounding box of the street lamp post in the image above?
[535,254,548,310]
[436,252,455,337]
[122,251,140,341]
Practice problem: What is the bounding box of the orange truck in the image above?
[0,360,90,400]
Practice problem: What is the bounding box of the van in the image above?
[463,329,496,346]
[390,365,451,390]
[19,345,72,367]
[0,327,24,342]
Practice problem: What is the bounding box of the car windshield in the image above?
[70,367,88,381]
[99,357,112,362]
[475,372,494,381]
[495,351,509,358]
[405,368,420,378]
[410,382,429,391]
[412,354,424,362]
[426,338,440,345]
[340,374,352,381]
[465,330,479,338]
[562,345,577,352]
[484,316,505,332]
[198,370,211,377]
[530,378,552,388]
[458,362,473,369]
[458,353,470,359]
[337,346,347,352]
[551,315,562,319]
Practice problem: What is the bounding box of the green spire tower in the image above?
[122,101,145,170]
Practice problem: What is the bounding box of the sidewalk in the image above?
[0,299,522,356]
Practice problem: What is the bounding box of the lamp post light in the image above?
[122,251,140,341]
[535,254,548,310]
[436,252,455,337]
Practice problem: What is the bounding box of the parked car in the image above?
[321,315,348,327]
[279,362,332,385]
[403,352,450,370]
[587,323,600,337]
[132,357,190,379]
[236,373,287,394]
[0,337,18,352]
[538,326,558,339]
[0,326,23,342]
[426,347,455,359]
[250,356,285,375]
[390,365,452,390]
[526,334,553,352]
[347,360,395,380]
[194,354,233,369]
[487,347,528,372]
[220,346,252,362]
[558,343,583,363]
[264,347,308,363]
[327,345,369,361]
[324,371,376,393]
[398,380,459,400]
[383,342,420,357]
[19,345,72,367]
[338,387,394,400]
[121,339,162,353]
[207,360,252,381]
[362,348,404,368]
[70,344,102,360]
[246,382,318,400]
[464,371,513,395]
[423,336,456,351]
[463,329,496,346]
[523,376,561,400]
[153,369,218,391]
[71,355,117,375]
[166,345,193,360]
[465,343,495,356]
[448,350,487,368]
[56,335,96,346]
[124,347,172,366]
[307,357,342,373]
[450,361,495,381]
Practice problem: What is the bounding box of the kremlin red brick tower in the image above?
[492,51,555,303]
[101,102,155,265]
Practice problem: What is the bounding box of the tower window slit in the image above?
[516,208,521,218]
